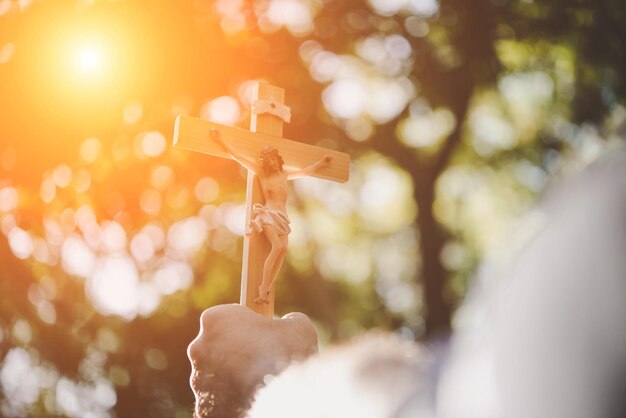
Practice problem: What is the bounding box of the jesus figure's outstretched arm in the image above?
[210,128,260,174]
[286,154,333,180]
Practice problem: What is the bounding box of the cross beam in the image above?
[174,116,350,183]
[173,82,350,317]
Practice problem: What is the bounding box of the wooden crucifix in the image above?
[173,82,350,318]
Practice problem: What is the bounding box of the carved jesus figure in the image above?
[210,129,332,304]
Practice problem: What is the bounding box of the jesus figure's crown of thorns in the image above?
[259,145,282,162]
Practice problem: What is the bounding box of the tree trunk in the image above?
[372,103,467,339]
[414,174,452,338]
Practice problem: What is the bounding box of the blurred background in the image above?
[0,0,625,416]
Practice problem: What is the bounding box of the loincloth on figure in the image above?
[247,203,291,236]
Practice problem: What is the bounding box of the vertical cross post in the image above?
[242,82,284,317]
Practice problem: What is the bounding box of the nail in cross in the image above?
[173,82,350,317]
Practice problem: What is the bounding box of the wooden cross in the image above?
[173,82,350,317]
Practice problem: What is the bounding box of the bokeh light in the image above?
[0,42,15,64]
[200,96,241,126]
[87,255,140,319]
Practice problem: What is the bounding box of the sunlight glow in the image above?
[31,20,139,110]
[73,44,105,75]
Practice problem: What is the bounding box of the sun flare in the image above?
[73,44,105,75]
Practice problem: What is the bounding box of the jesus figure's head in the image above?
[259,146,284,175]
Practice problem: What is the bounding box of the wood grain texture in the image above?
[241,82,282,317]
[173,115,350,183]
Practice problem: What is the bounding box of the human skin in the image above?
[210,129,331,304]
[187,304,318,418]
